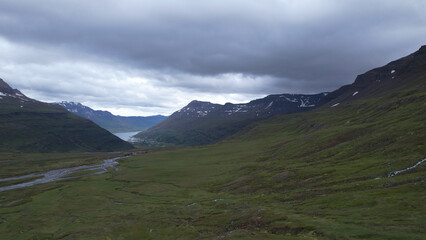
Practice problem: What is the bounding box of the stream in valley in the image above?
[0,156,126,192]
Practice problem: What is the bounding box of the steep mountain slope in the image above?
[0,79,134,152]
[135,93,327,145]
[320,45,426,107]
[58,101,167,133]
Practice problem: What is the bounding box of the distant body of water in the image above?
[113,131,140,141]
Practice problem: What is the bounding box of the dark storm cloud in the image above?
[0,0,425,115]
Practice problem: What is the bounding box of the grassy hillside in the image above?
[0,110,134,152]
[0,63,424,239]
[0,79,134,152]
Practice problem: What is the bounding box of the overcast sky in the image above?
[1,0,425,116]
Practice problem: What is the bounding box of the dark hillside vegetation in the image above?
[0,78,133,152]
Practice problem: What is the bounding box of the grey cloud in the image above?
[0,0,425,115]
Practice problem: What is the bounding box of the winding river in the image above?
[0,156,126,192]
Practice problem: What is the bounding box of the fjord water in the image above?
[113,131,140,141]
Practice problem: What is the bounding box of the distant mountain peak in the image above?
[58,101,167,133]
[177,101,218,117]
[59,101,90,110]
[60,101,79,105]
[57,101,93,114]
[187,100,217,106]
[0,78,13,91]
[136,92,327,146]
[189,100,208,104]
[178,93,328,119]
[0,79,32,103]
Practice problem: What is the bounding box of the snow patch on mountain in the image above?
[281,96,298,102]
[0,91,30,102]
[172,93,326,122]
[197,110,208,117]
[299,97,315,108]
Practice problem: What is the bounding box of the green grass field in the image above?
[0,76,425,239]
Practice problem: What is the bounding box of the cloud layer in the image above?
[0,0,425,115]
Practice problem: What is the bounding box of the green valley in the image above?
[0,47,424,239]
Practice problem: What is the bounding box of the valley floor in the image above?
[0,141,424,239]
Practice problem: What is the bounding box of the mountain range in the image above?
[58,101,167,133]
[0,79,133,152]
[1,45,424,153]
[134,93,327,146]
[135,45,426,146]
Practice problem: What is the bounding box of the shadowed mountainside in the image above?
[0,79,134,152]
